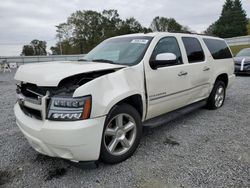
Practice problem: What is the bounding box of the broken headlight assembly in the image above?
[47,96,91,121]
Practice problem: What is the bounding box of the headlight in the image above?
[47,96,91,121]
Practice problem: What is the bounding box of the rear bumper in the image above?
[14,103,106,161]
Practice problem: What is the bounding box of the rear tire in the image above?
[207,81,226,110]
[100,104,142,164]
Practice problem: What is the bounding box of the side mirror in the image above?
[150,53,177,69]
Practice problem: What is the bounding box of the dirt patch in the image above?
[0,170,16,186]
[34,154,51,164]
[163,136,180,146]
[45,168,67,181]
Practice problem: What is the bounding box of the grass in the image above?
[229,44,250,56]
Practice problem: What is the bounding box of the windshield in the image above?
[82,36,153,65]
[236,48,250,57]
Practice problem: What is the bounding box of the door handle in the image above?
[178,71,188,76]
[203,66,210,71]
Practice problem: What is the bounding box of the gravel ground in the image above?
[0,71,249,188]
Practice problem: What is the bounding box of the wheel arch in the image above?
[105,94,144,120]
[214,73,228,88]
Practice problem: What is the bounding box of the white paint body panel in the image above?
[73,63,146,119]
[14,61,125,86]
[14,32,235,161]
[14,103,105,161]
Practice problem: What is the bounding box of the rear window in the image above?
[182,37,205,63]
[203,38,232,60]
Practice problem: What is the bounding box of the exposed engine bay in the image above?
[17,69,116,98]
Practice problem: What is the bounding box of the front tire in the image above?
[207,81,226,110]
[100,104,142,164]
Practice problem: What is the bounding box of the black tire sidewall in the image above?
[100,104,142,164]
[207,81,226,110]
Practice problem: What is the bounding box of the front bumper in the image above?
[235,69,250,74]
[235,64,250,74]
[14,103,106,161]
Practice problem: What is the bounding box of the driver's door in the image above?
[145,36,191,119]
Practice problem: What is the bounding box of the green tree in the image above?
[50,40,80,55]
[213,0,234,37]
[51,9,149,54]
[118,18,144,35]
[231,0,248,36]
[21,45,34,56]
[102,9,122,38]
[208,0,248,38]
[68,10,104,53]
[30,39,47,55]
[150,16,189,33]
[50,46,59,55]
[56,23,73,41]
[53,23,77,55]
[21,40,47,56]
[204,23,216,36]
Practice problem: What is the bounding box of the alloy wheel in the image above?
[215,85,225,108]
[104,113,137,156]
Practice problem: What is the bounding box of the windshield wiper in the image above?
[92,59,116,64]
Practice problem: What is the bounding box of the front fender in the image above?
[73,66,145,118]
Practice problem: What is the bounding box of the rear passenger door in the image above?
[181,37,211,104]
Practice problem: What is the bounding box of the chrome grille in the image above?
[17,83,49,120]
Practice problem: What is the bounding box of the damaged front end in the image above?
[16,69,116,121]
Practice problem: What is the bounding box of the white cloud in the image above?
[0,0,249,56]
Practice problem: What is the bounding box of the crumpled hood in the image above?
[15,61,126,86]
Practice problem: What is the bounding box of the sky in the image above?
[0,0,249,56]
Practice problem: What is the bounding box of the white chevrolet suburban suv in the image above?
[14,32,235,164]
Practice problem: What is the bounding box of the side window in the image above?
[203,38,232,60]
[151,37,183,65]
[182,37,205,63]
